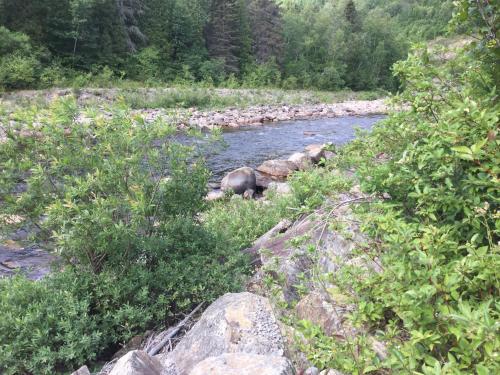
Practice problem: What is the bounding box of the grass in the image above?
[0,85,385,113]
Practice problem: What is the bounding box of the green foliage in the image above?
[0,27,41,89]
[299,3,499,373]
[0,97,248,373]
[288,168,353,211]
[0,1,453,90]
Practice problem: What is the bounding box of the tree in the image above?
[247,0,284,64]
[115,0,146,52]
[205,0,245,75]
[344,0,361,31]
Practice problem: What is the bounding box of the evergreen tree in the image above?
[116,0,146,52]
[247,0,284,64]
[344,0,361,31]
[205,0,244,75]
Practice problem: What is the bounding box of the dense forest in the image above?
[0,0,453,90]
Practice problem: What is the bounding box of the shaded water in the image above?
[203,115,384,180]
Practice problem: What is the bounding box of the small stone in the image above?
[265,182,292,196]
[319,370,345,375]
[243,189,255,199]
[206,190,225,201]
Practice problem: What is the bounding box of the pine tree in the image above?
[116,0,146,52]
[344,0,361,31]
[205,0,244,74]
[247,0,284,64]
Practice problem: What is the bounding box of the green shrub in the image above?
[306,3,500,373]
[0,26,43,89]
[0,97,248,374]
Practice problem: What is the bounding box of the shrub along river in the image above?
[0,115,384,280]
[199,115,385,180]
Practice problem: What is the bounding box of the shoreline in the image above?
[148,99,388,130]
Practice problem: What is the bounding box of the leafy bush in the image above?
[0,27,41,89]
[304,3,500,373]
[0,97,247,374]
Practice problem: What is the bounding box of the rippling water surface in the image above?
[199,115,384,180]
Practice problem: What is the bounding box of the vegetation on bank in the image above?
[1,86,383,115]
[0,0,453,91]
[288,2,499,374]
[0,95,347,373]
[0,1,498,375]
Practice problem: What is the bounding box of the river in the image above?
[200,115,385,180]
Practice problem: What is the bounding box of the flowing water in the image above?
[201,115,385,180]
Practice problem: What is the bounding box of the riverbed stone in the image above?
[256,160,298,178]
[0,243,58,280]
[189,353,294,375]
[305,144,326,163]
[109,350,163,375]
[159,292,285,375]
[288,152,313,170]
[221,167,256,195]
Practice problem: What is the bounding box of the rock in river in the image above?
[288,152,313,170]
[221,167,256,195]
[256,160,298,178]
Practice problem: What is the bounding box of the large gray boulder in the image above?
[256,160,298,178]
[189,353,294,375]
[109,350,163,375]
[159,292,286,375]
[221,167,256,195]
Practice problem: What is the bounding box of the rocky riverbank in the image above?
[142,99,387,130]
[76,181,382,375]
[1,87,387,131]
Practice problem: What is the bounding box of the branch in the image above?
[146,302,204,356]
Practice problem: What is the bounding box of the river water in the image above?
[201,115,385,180]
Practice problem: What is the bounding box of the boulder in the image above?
[305,144,326,163]
[109,350,163,375]
[295,292,348,337]
[189,353,294,375]
[221,167,256,195]
[256,160,298,178]
[160,292,285,375]
[255,170,275,189]
[288,152,313,170]
[71,365,91,375]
